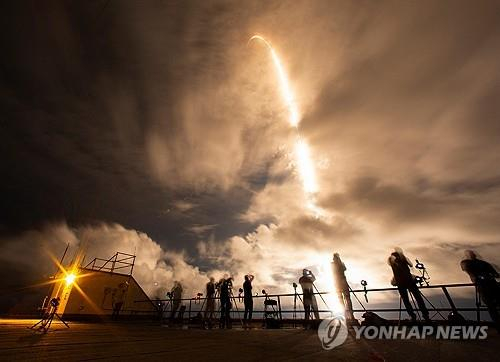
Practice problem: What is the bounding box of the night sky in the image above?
[0,1,261,244]
[1,1,500,311]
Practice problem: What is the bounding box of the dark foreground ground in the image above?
[0,319,499,361]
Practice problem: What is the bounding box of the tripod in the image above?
[161,295,174,324]
[415,260,430,286]
[205,290,220,329]
[312,282,332,318]
[30,302,69,333]
[292,283,303,327]
[409,288,446,321]
[347,284,367,317]
[158,297,173,324]
[198,293,209,328]
[218,285,243,329]
[228,288,243,328]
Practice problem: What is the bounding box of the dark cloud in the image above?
[0,1,270,245]
[275,215,360,247]
[321,176,500,237]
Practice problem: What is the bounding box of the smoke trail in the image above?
[249,35,321,214]
[249,35,300,128]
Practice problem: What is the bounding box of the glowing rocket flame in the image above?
[250,35,321,214]
[295,139,318,194]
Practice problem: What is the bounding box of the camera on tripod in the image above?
[166,291,174,299]
[361,280,369,303]
[415,260,425,270]
[414,275,430,287]
[50,297,60,309]
[30,296,69,333]
[414,259,430,286]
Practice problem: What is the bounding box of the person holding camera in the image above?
[243,274,254,327]
[461,250,499,328]
[204,277,216,328]
[219,277,233,329]
[299,269,320,320]
[388,248,430,322]
[169,281,183,321]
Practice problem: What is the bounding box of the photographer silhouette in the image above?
[299,269,319,320]
[461,250,500,328]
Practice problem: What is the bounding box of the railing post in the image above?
[475,285,481,322]
[277,295,282,320]
[130,255,136,276]
[111,253,117,273]
[188,299,192,323]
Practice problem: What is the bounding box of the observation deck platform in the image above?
[1,319,499,361]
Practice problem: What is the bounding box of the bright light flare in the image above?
[41,248,102,315]
[65,273,76,285]
[295,138,318,194]
[312,253,345,317]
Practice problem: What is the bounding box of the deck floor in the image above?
[0,319,499,361]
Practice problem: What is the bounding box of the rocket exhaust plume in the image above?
[249,35,321,213]
[249,35,300,128]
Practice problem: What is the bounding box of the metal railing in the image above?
[83,252,136,275]
[130,282,495,324]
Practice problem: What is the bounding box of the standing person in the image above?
[204,277,216,328]
[461,250,499,328]
[111,282,128,320]
[170,281,183,321]
[388,248,430,322]
[331,253,354,320]
[219,277,233,329]
[299,269,320,320]
[243,275,254,327]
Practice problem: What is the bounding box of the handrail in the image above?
[131,282,492,323]
[135,282,476,303]
[82,252,136,275]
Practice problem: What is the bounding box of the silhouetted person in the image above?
[461,250,499,327]
[331,253,354,320]
[243,275,254,327]
[299,269,320,320]
[111,282,128,320]
[388,248,430,322]
[170,281,183,321]
[204,277,216,328]
[219,277,233,328]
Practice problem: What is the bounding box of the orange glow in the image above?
[43,249,102,314]
[295,138,318,194]
[65,273,76,285]
[312,253,345,316]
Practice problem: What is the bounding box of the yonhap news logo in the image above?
[317,315,348,350]
[318,320,488,350]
